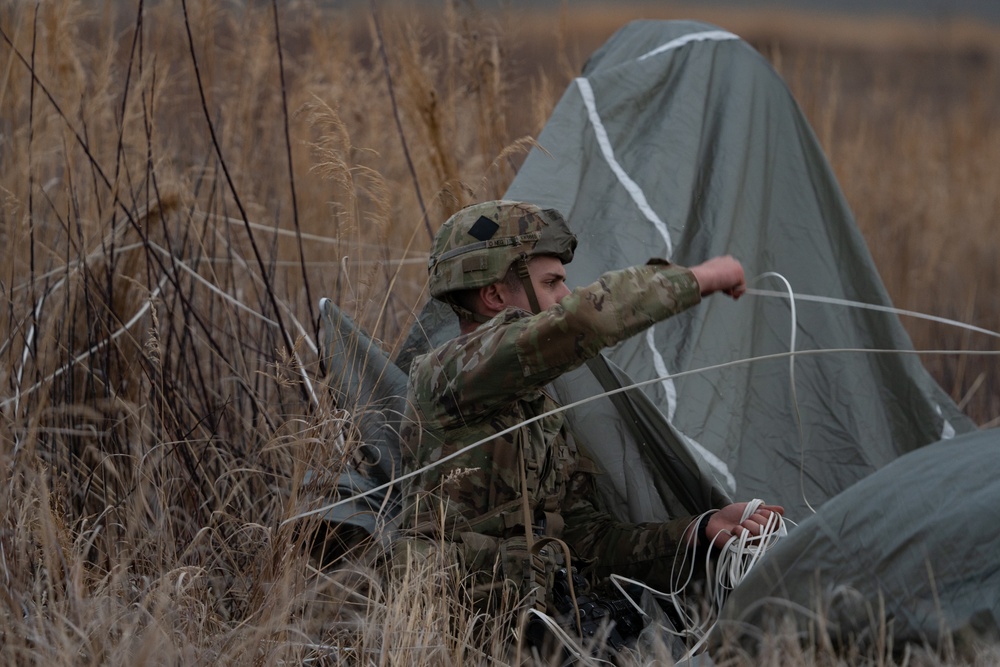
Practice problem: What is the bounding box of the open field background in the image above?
[1,0,998,664]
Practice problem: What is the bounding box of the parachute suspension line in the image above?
[709,500,789,601]
[609,500,789,661]
[744,284,1000,442]
[746,287,1000,341]
[514,537,606,664]
[2,237,323,414]
[284,347,999,525]
[749,272,817,514]
[742,274,1000,513]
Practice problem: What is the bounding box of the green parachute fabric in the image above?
[310,298,406,535]
[712,426,1000,651]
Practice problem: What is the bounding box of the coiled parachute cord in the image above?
[610,499,789,659]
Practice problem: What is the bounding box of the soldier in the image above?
[399,199,782,619]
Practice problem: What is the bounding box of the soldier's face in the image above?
[507,255,571,312]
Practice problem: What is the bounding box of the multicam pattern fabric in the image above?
[427,200,577,299]
[401,260,707,590]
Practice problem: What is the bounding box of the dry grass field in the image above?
[1,1,998,664]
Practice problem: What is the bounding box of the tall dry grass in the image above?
[0,1,997,664]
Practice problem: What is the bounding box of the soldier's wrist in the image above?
[697,510,720,549]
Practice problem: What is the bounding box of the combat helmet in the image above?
[428,200,577,321]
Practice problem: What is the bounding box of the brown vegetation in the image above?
[0,0,997,664]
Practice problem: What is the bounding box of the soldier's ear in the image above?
[479,283,506,314]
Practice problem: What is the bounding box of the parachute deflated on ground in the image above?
[712,427,1000,652]
[319,18,994,652]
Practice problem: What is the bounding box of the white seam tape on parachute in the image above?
[681,430,737,494]
[647,327,678,419]
[574,29,741,250]
[647,328,737,493]
[577,74,688,489]
[574,77,672,256]
[577,76,698,491]
[575,32,744,499]
[637,30,740,61]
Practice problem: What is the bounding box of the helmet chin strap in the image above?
[450,302,489,324]
[514,256,542,314]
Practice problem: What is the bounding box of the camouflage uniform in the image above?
[400,259,708,592]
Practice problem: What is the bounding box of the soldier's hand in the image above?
[705,502,784,548]
[689,256,746,299]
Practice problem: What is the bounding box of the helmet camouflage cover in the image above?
[427,200,577,301]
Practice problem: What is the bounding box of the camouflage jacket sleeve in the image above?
[416,261,701,417]
[561,473,709,592]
